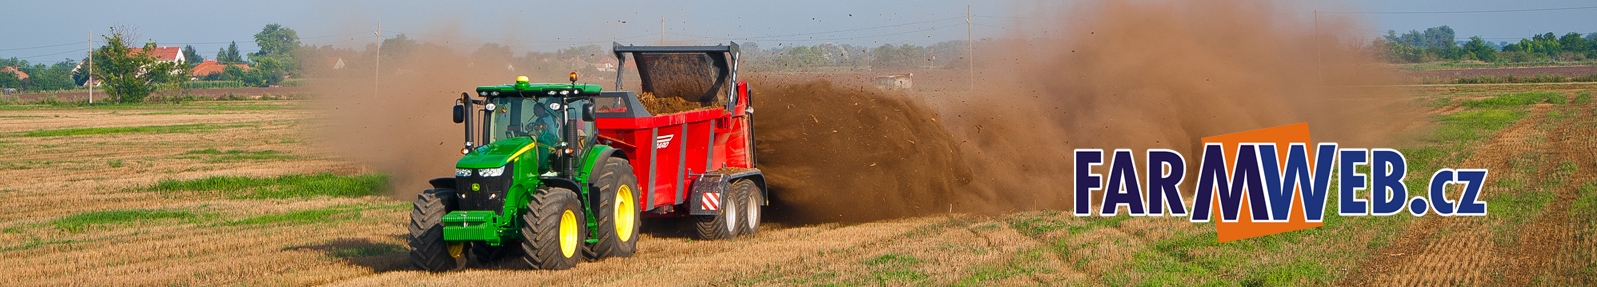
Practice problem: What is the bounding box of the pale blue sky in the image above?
[2,0,1593,63]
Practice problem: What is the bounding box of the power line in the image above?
[742,16,965,40]
[17,48,90,61]
[1326,5,1597,14]
[0,41,87,52]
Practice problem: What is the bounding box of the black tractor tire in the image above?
[586,157,643,260]
[471,242,515,264]
[733,179,763,237]
[520,188,586,270]
[409,189,464,272]
[694,182,741,240]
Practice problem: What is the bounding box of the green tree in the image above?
[252,24,300,57]
[0,71,20,90]
[1462,36,1496,62]
[380,34,417,60]
[182,45,204,65]
[216,41,244,64]
[221,65,245,80]
[1557,32,1588,54]
[242,57,284,87]
[91,26,185,103]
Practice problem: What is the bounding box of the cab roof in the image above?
[474,82,602,97]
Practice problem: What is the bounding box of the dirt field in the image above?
[0,81,1592,286]
[1409,65,1597,79]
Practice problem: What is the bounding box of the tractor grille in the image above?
[456,165,513,215]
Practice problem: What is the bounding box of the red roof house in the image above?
[0,67,28,80]
[129,46,185,64]
[189,60,250,77]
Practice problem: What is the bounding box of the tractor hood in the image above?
[457,137,540,169]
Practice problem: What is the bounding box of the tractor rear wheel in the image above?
[694,183,741,240]
[520,188,585,270]
[586,157,642,260]
[734,180,762,237]
[408,189,465,272]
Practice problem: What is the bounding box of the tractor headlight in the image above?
[455,168,472,177]
[478,166,505,177]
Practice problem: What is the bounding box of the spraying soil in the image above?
[750,80,980,223]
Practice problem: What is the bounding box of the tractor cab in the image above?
[455,75,601,177]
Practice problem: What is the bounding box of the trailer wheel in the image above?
[408,189,464,272]
[520,188,585,270]
[694,183,741,240]
[587,157,642,260]
[734,179,762,236]
[471,242,515,264]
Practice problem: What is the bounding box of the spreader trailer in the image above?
[408,42,766,271]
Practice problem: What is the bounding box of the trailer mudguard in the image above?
[688,169,765,215]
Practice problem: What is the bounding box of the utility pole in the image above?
[967,5,974,92]
[88,30,93,104]
[1314,10,1322,82]
[375,21,381,99]
[660,16,665,45]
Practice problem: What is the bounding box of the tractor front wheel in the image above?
[587,157,642,259]
[408,189,465,272]
[520,188,585,270]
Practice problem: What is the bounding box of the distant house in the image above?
[593,58,618,72]
[875,73,913,90]
[130,46,185,64]
[0,67,29,80]
[189,60,251,78]
[328,57,345,70]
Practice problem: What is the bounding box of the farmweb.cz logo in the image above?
[1072,123,1489,242]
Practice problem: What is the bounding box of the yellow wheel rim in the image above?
[447,243,464,258]
[559,210,578,258]
[616,185,636,242]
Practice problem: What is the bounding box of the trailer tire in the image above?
[471,242,515,264]
[586,157,642,260]
[734,179,762,236]
[694,183,740,240]
[408,189,464,272]
[520,188,585,270]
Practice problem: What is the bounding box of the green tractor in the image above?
[409,73,641,271]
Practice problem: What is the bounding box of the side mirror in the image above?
[452,104,465,123]
[581,105,595,121]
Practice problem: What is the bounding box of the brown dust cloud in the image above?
[750,0,1401,223]
[313,0,1402,224]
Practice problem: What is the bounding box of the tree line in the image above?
[0,24,303,103]
[1375,25,1597,63]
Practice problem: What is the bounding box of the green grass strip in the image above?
[147,173,388,199]
[50,209,199,233]
[1430,110,1526,142]
[1461,91,1563,108]
[21,123,253,137]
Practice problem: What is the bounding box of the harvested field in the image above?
[0,80,1591,286]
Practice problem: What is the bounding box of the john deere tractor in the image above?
[409,73,641,271]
